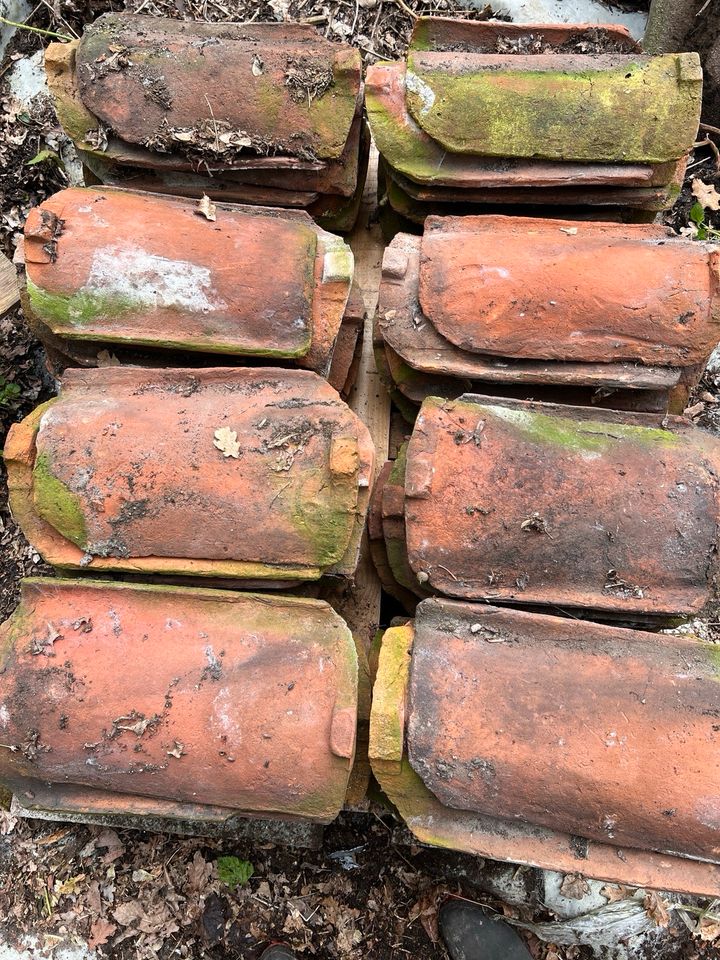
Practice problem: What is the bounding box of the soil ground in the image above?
[0,2,719,958]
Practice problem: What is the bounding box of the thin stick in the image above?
[394,0,418,19]
[700,122,720,137]
[695,136,720,171]
[0,15,73,40]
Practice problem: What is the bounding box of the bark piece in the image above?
[0,577,357,822]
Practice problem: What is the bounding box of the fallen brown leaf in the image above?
[408,885,458,943]
[600,884,636,903]
[644,891,671,927]
[560,873,590,900]
[88,917,117,948]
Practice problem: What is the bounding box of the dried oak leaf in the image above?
[214,427,241,459]
[692,179,720,212]
[644,891,671,927]
[408,885,459,943]
[560,873,591,900]
[600,884,636,903]
[88,917,117,948]
[196,194,217,222]
[112,900,144,926]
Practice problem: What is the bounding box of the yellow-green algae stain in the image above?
[32,453,88,548]
[405,55,701,164]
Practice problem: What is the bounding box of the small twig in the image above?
[393,0,418,19]
[701,122,720,138]
[695,136,720,171]
[36,0,79,38]
[0,15,73,40]
[204,94,220,155]
[697,0,713,14]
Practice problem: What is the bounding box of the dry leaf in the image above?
[112,900,144,926]
[0,809,18,835]
[560,226,578,236]
[692,179,720,211]
[213,427,240,459]
[96,828,125,864]
[600,884,636,903]
[699,916,720,941]
[560,873,590,900]
[96,349,121,366]
[196,194,217,222]
[186,850,214,894]
[55,873,85,896]
[408,885,458,943]
[88,918,116,948]
[644,891,671,927]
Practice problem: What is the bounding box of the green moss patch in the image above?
[32,453,88,548]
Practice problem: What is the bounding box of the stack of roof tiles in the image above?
[2,11,720,903]
[368,393,720,896]
[366,18,702,227]
[46,14,368,231]
[375,215,720,416]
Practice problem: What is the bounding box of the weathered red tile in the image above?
[405,19,701,165]
[0,578,357,823]
[44,17,366,229]
[77,14,360,161]
[5,367,374,583]
[24,187,353,372]
[369,607,720,896]
[377,223,705,404]
[401,395,720,616]
[365,61,667,190]
[368,19,698,220]
[419,216,720,367]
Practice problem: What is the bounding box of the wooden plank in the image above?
[320,147,391,661]
[0,251,19,317]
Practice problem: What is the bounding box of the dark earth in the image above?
[2,1,720,957]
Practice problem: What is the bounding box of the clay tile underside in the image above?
[23,187,353,368]
[0,578,358,822]
[369,602,720,897]
[402,395,720,616]
[4,367,374,582]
